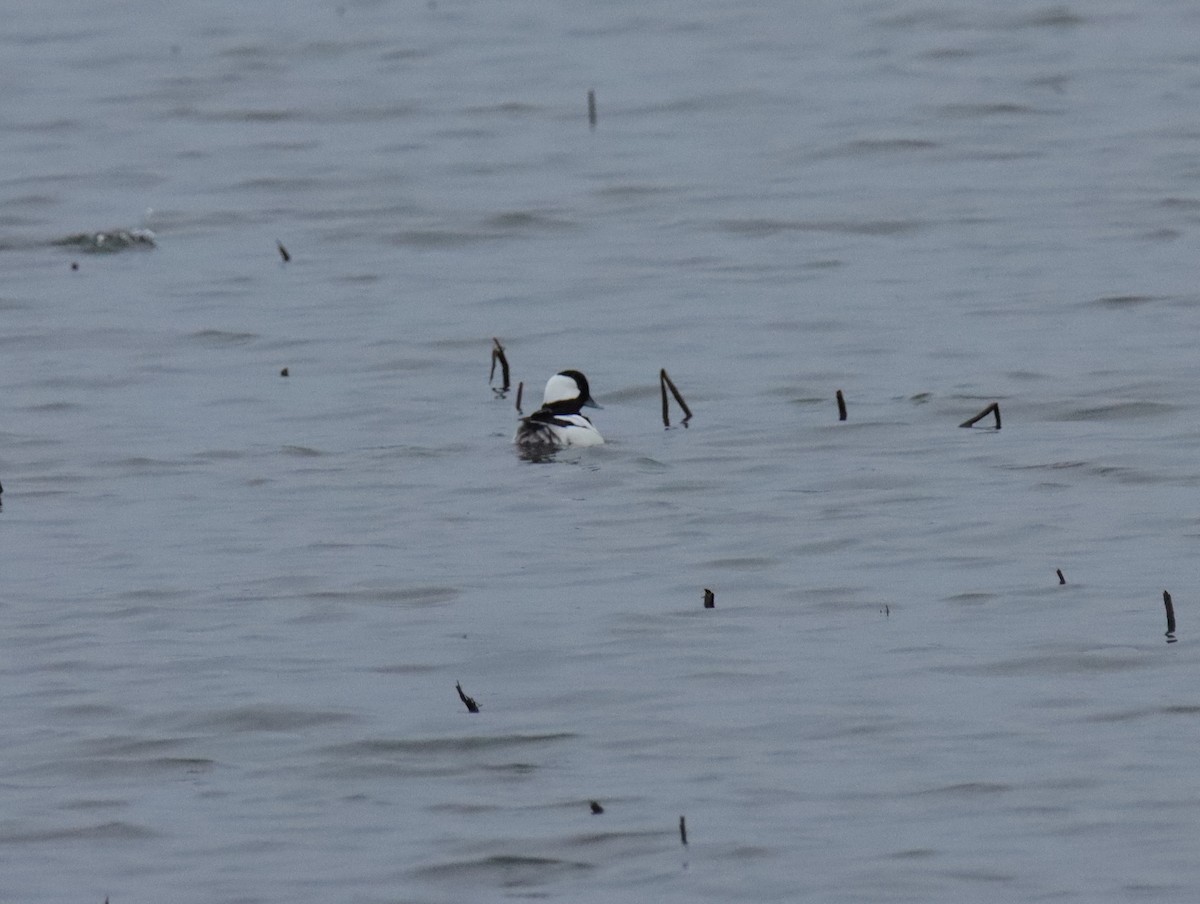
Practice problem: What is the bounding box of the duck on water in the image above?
[514,370,604,450]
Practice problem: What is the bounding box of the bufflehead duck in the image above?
[514,370,604,449]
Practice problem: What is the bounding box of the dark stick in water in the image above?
[660,369,692,426]
[959,402,1001,429]
[515,381,524,414]
[836,389,847,421]
[490,338,511,391]
[679,815,688,846]
[1056,569,1066,585]
[1164,590,1177,642]
[703,588,715,609]
[587,90,597,128]
[276,240,290,263]
[455,681,480,713]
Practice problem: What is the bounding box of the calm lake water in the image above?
[4,1,1200,901]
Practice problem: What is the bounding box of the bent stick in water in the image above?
[660,369,692,427]
[490,338,511,391]
[959,402,1001,429]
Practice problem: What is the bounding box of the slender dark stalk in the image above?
[276,240,290,263]
[959,402,1001,429]
[703,588,715,609]
[660,369,692,426]
[679,815,688,846]
[455,681,480,713]
[587,90,597,128]
[1056,569,1066,585]
[836,389,847,421]
[661,370,670,427]
[515,381,524,414]
[1164,590,1177,642]
[490,338,510,391]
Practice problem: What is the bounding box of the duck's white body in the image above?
[514,370,604,449]
[515,411,604,448]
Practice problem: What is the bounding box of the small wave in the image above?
[911,781,1012,797]
[1010,7,1086,28]
[462,102,542,116]
[186,705,358,733]
[562,829,665,849]
[1087,294,1165,308]
[484,210,577,231]
[593,183,676,199]
[1086,704,1200,724]
[705,556,779,570]
[187,329,260,346]
[307,586,460,606]
[0,820,154,844]
[65,757,216,778]
[410,854,593,886]
[937,102,1043,118]
[935,650,1148,677]
[387,229,498,248]
[1060,401,1177,421]
[814,138,939,159]
[717,217,921,237]
[326,733,576,757]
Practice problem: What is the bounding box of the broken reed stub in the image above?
[1056,568,1066,585]
[589,800,604,814]
[1164,590,1177,642]
[276,240,290,263]
[489,338,511,392]
[703,588,715,609]
[587,89,597,128]
[515,381,524,413]
[455,681,480,713]
[679,815,688,846]
[836,389,847,421]
[280,367,289,377]
[959,402,1001,430]
[660,369,693,428]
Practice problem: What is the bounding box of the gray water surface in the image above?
[4,1,1200,901]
